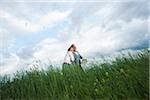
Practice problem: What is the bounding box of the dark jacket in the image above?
[74,51,83,65]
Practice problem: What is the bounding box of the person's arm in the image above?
[80,55,83,59]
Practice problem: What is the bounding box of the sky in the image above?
[0,0,149,75]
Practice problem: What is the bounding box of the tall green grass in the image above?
[0,49,149,100]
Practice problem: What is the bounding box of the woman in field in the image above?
[62,46,75,75]
[70,44,82,65]
[70,44,83,70]
[63,47,75,67]
[62,44,84,73]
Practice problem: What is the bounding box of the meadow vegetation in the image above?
[0,49,149,100]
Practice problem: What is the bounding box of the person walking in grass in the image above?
[63,46,75,68]
[70,44,83,70]
[63,44,83,72]
[62,46,75,75]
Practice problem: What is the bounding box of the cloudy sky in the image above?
[0,0,149,75]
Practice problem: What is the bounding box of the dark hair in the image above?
[70,44,75,48]
[67,47,72,51]
[67,44,76,51]
[71,44,76,51]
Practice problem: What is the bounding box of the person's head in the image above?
[68,47,74,52]
[70,44,77,51]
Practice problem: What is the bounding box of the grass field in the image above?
[0,49,149,100]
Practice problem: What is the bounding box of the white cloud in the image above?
[0,9,70,33]
[0,53,20,75]
[16,45,36,60]
[79,18,148,54]
[33,17,148,61]
[116,18,148,48]
[33,38,67,63]
[0,28,12,48]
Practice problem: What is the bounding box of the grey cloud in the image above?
[92,1,148,29]
[114,2,148,20]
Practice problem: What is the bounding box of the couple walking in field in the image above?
[63,44,83,70]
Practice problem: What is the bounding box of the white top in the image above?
[63,51,75,64]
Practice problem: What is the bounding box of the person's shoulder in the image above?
[68,51,73,54]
